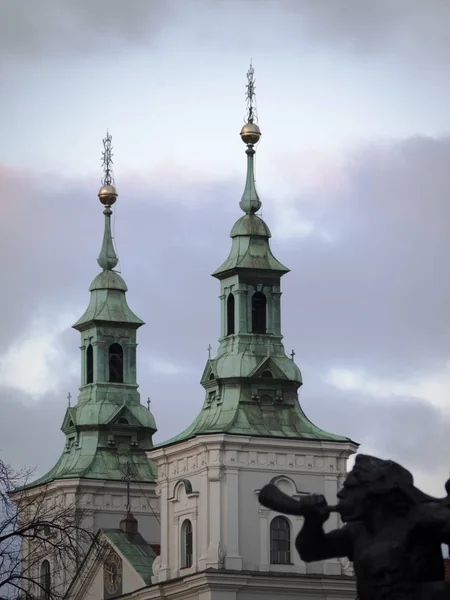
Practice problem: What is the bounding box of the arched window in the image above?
[86,344,93,384]
[209,373,215,380]
[40,560,51,600]
[226,293,235,335]
[118,417,128,425]
[181,519,193,568]
[252,292,267,334]
[262,370,273,378]
[270,516,291,564]
[109,343,124,383]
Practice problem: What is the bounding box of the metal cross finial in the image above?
[290,349,296,361]
[101,130,115,186]
[147,397,151,411]
[67,392,72,407]
[208,344,212,360]
[245,61,258,124]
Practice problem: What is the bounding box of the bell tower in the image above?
[16,134,159,599]
[150,66,357,591]
[40,132,158,485]
[207,86,297,415]
[72,135,146,416]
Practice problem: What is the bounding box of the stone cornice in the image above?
[149,433,357,462]
[120,569,356,600]
[148,434,356,486]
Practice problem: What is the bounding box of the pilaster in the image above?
[270,289,282,336]
[206,466,221,567]
[224,467,242,570]
[219,293,226,338]
[156,480,170,582]
[235,288,248,335]
[126,342,138,385]
[258,508,270,571]
[92,340,106,383]
[79,344,86,387]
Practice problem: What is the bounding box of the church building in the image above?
[18,68,358,600]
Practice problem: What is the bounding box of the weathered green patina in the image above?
[73,271,144,328]
[213,214,289,277]
[102,529,157,585]
[28,184,157,488]
[159,123,353,449]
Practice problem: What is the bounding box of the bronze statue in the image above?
[258,455,450,600]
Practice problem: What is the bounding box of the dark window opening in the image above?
[118,418,129,425]
[68,420,74,427]
[86,344,93,384]
[262,370,273,378]
[109,343,124,383]
[270,516,291,564]
[226,293,235,335]
[40,560,51,600]
[209,373,215,380]
[181,519,193,568]
[252,292,267,334]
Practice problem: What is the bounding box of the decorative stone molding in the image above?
[207,467,221,482]
[169,479,199,503]
[156,448,348,480]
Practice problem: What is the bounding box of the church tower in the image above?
[149,67,357,599]
[16,134,160,598]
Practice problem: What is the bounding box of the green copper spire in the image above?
[239,63,262,214]
[26,132,157,489]
[97,205,119,270]
[157,65,355,450]
[213,66,288,279]
[73,132,143,330]
[97,131,119,270]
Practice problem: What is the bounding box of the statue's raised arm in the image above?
[258,454,450,600]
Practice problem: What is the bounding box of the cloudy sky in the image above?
[1,0,450,498]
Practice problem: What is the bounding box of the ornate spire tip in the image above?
[245,62,257,124]
[98,130,118,207]
[240,62,261,145]
[97,131,119,270]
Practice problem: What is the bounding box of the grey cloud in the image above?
[278,136,450,379]
[283,0,450,60]
[0,0,170,62]
[303,384,450,481]
[4,0,450,67]
[0,393,65,473]
[168,0,450,63]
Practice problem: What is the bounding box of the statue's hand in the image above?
[300,494,330,524]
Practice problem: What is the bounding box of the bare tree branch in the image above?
[0,458,96,600]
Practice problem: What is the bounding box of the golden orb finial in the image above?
[98,184,118,206]
[240,122,261,145]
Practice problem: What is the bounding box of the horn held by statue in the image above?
[258,483,340,516]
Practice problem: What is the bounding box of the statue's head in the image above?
[337,455,432,522]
